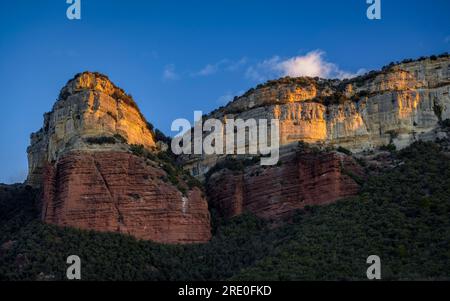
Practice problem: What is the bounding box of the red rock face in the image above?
[206,151,364,221]
[42,151,211,244]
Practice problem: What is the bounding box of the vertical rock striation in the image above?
[28,72,211,244]
[206,148,364,221]
[42,152,210,243]
[183,55,450,177]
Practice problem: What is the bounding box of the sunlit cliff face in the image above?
[211,56,449,149]
[183,56,450,177]
[26,72,211,244]
[27,72,156,187]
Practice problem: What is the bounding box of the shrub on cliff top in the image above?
[337,146,352,156]
[145,121,172,145]
[84,134,127,145]
[113,134,127,144]
[379,143,397,153]
[129,144,202,195]
[440,119,450,129]
[85,136,117,145]
[205,156,260,180]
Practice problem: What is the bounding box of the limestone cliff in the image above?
[181,55,449,223]
[27,72,156,187]
[28,72,211,244]
[183,55,450,177]
[25,55,450,240]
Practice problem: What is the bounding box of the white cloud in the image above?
[196,63,220,76]
[246,56,282,82]
[163,64,179,80]
[246,50,364,82]
[224,57,248,71]
[193,58,247,77]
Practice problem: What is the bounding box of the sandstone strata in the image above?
[28,72,211,244]
[206,146,363,220]
[42,152,210,243]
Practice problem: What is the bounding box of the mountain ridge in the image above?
[182,54,450,179]
[19,53,450,243]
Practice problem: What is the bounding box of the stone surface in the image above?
[206,147,364,221]
[25,56,450,241]
[42,151,211,244]
[28,72,211,244]
[27,72,156,187]
[183,56,450,177]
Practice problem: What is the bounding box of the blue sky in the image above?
[0,0,449,184]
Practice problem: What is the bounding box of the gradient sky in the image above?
[0,0,449,184]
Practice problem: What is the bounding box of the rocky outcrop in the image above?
[27,72,156,187]
[25,55,450,240]
[183,55,450,177]
[206,146,364,220]
[28,72,211,244]
[180,55,449,222]
[42,152,210,243]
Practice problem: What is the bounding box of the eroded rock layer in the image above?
[42,151,211,243]
[28,72,211,244]
[206,149,364,221]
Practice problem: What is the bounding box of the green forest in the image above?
[0,141,449,281]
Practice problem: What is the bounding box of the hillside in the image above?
[1,141,449,280]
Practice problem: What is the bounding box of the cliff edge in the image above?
[27,72,211,244]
